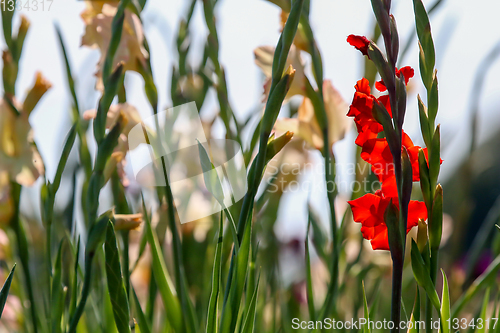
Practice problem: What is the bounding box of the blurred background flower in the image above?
[81,1,148,90]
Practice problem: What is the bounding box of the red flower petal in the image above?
[349,192,391,250]
[348,192,388,228]
[397,66,415,85]
[355,78,371,95]
[380,174,398,198]
[347,35,370,57]
[375,80,387,92]
[374,66,415,92]
[367,225,390,250]
[354,122,380,146]
[361,138,393,174]
[407,200,427,229]
[347,91,373,117]
[376,94,392,117]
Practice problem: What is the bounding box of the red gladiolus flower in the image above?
[347,35,371,58]
[375,66,415,92]
[348,190,427,250]
[346,60,432,251]
[347,79,393,146]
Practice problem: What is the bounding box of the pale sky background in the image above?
[4,0,500,239]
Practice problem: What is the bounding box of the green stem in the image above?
[10,183,40,333]
[425,248,439,332]
[68,253,94,333]
[46,209,53,332]
[391,257,404,333]
[372,2,408,329]
[303,76,339,314]
[110,170,131,297]
[121,231,130,296]
[425,297,432,332]
[145,273,157,325]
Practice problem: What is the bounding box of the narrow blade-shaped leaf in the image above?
[51,241,65,333]
[143,207,183,332]
[197,140,224,204]
[440,270,450,333]
[105,222,131,333]
[206,213,224,333]
[410,240,440,312]
[0,264,16,319]
[408,288,421,333]
[362,281,372,333]
[305,223,315,321]
[220,213,252,333]
[477,288,490,333]
[240,272,261,333]
[131,286,151,333]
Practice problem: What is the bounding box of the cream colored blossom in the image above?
[0,98,44,186]
[254,44,305,101]
[23,72,52,115]
[274,80,351,151]
[81,1,148,91]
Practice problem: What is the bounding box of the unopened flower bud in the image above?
[417,219,428,253]
[23,72,52,115]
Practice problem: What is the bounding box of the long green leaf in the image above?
[220,213,253,333]
[477,288,490,333]
[197,140,224,203]
[51,241,65,333]
[240,272,261,333]
[54,25,80,117]
[362,281,372,333]
[206,213,224,333]
[307,205,328,264]
[0,264,16,319]
[105,222,131,333]
[69,236,81,321]
[408,288,421,333]
[142,205,183,332]
[68,211,112,333]
[410,240,440,312]
[305,221,315,321]
[131,287,151,333]
[52,123,77,195]
[242,241,259,329]
[440,270,450,333]
[197,140,240,252]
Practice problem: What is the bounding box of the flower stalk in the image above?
[300,14,341,313]
[368,3,409,331]
[347,0,421,330]
[237,0,304,240]
[412,0,442,329]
